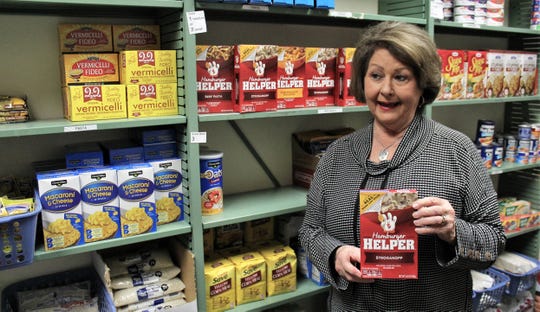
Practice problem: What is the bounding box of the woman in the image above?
[298,21,506,311]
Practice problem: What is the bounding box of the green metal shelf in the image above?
[432,96,539,107]
[489,162,540,175]
[202,186,308,229]
[230,278,329,312]
[0,116,187,138]
[434,20,540,35]
[33,220,191,261]
[199,106,369,122]
[1,0,183,9]
[506,225,540,239]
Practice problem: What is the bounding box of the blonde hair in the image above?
[351,21,441,109]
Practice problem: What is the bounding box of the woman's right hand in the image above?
[335,245,374,283]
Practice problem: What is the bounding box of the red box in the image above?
[277,46,306,109]
[466,50,488,99]
[234,45,278,113]
[437,49,466,100]
[196,45,235,114]
[305,47,338,107]
[336,47,362,106]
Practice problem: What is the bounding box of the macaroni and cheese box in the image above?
[112,25,161,52]
[149,158,184,225]
[78,167,121,243]
[143,141,178,161]
[65,142,104,169]
[37,169,85,251]
[196,45,235,114]
[336,47,360,106]
[58,24,113,53]
[101,140,144,165]
[126,83,178,118]
[359,189,418,279]
[120,50,177,84]
[305,47,338,107]
[115,163,157,237]
[63,85,127,122]
[204,257,236,312]
[60,53,119,86]
[277,46,306,109]
[234,45,278,113]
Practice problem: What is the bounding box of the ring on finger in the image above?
[440,214,447,226]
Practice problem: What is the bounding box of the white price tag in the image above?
[187,11,207,35]
[64,124,98,132]
[317,107,343,114]
[191,131,207,143]
[242,4,270,11]
[329,10,353,18]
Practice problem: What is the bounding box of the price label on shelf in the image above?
[64,124,98,132]
[191,131,207,144]
[187,10,207,35]
[318,107,343,114]
[242,5,270,12]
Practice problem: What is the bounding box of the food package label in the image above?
[336,47,361,106]
[521,52,538,96]
[229,251,266,305]
[37,170,85,251]
[259,245,297,296]
[78,167,121,242]
[305,47,338,107]
[485,50,506,98]
[126,83,178,118]
[503,52,522,97]
[359,189,418,279]
[63,85,127,121]
[437,49,465,100]
[466,50,488,99]
[58,24,112,53]
[149,158,184,224]
[196,45,235,113]
[277,46,306,109]
[61,53,119,85]
[120,50,177,85]
[234,45,278,113]
[115,163,157,237]
[204,257,236,312]
[112,25,160,52]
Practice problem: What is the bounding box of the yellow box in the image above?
[58,24,113,53]
[61,53,119,86]
[63,85,127,121]
[112,25,161,52]
[120,50,177,84]
[126,83,178,118]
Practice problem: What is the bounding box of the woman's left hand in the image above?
[412,197,456,245]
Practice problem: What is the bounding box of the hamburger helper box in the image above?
[359,189,418,279]
[196,45,235,114]
[277,46,306,109]
[336,47,360,106]
[234,45,278,113]
[305,47,338,107]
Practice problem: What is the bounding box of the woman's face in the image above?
[364,48,422,133]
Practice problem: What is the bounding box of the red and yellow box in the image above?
[126,83,178,118]
[58,24,113,53]
[336,47,361,106]
[466,50,488,99]
[63,84,127,121]
[120,50,177,84]
[112,25,161,52]
[277,46,306,109]
[60,53,119,86]
[305,47,338,107]
[437,49,466,100]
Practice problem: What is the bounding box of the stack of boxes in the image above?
[197,0,335,9]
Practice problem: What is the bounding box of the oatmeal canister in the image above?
[200,150,224,215]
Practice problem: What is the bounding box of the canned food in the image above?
[504,134,517,152]
[479,144,494,169]
[531,123,540,140]
[529,139,538,163]
[476,119,496,146]
[504,149,516,163]
[516,139,530,164]
[492,143,504,167]
[518,123,532,140]
[200,150,224,216]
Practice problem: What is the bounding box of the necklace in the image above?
[374,134,404,161]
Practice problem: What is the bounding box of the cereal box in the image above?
[277,46,306,109]
[204,257,236,312]
[120,50,177,84]
[126,83,178,118]
[520,52,538,96]
[78,167,121,243]
[437,49,465,100]
[58,24,112,53]
[359,189,418,279]
[228,251,266,305]
[60,53,119,85]
[115,163,157,237]
[37,169,85,251]
[63,84,127,122]
[485,50,505,98]
[149,158,184,225]
[305,47,338,107]
[466,50,488,99]
[234,44,278,113]
[336,47,361,106]
[196,45,235,114]
[112,25,160,52]
[258,244,297,296]
[503,51,522,97]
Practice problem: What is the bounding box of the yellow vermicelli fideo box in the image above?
[115,163,157,237]
[63,85,127,122]
[60,53,119,85]
[36,170,85,251]
[112,25,161,52]
[58,24,112,53]
[126,83,178,118]
[148,158,184,225]
[78,167,121,243]
[228,251,266,305]
[204,257,236,312]
[120,50,177,84]
[258,244,297,296]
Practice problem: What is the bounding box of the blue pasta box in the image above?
[295,0,314,7]
[248,0,272,4]
[144,141,179,161]
[100,140,144,165]
[315,0,334,8]
[149,158,184,224]
[223,0,248,3]
[133,127,176,145]
[65,142,104,169]
[274,0,293,6]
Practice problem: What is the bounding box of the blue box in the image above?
[223,0,248,3]
[295,0,314,7]
[144,141,179,161]
[100,140,144,165]
[274,0,293,6]
[65,142,104,169]
[248,0,272,4]
[316,0,334,8]
[133,127,176,145]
